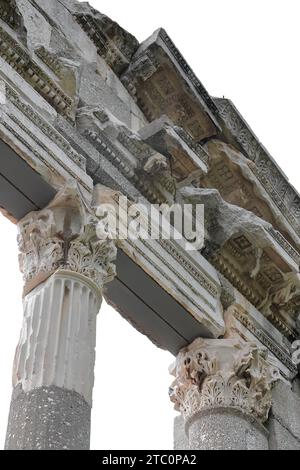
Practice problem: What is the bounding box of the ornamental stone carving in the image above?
[169,337,280,424]
[18,182,117,294]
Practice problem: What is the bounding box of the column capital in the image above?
[169,337,280,425]
[17,182,117,295]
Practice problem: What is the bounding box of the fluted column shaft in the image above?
[13,271,100,405]
[5,183,116,450]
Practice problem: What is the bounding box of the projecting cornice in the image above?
[121,28,221,141]
[0,0,299,365]
[120,27,300,242]
[215,98,300,240]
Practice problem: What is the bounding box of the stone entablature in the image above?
[0,0,298,252]
[0,0,22,32]
[121,28,220,142]
[0,76,92,203]
[139,116,209,186]
[201,139,300,250]
[93,185,225,342]
[0,0,298,383]
[215,98,300,240]
[182,185,300,340]
[224,303,297,380]
[0,23,75,120]
[70,1,139,75]
[0,0,299,451]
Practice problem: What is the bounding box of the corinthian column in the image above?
[169,338,280,450]
[5,183,116,450]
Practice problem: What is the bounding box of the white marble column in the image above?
[5,182,116,450]
[169,337,280,450]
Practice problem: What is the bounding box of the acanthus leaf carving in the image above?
[18,182,117,294]
[169,337,280,424]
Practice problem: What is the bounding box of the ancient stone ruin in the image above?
[0,0,300,450]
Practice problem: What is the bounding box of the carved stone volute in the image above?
[18,182,117,295]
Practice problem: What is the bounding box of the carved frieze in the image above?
[181,185,300,339]
[5,85,85,169]
[224,304,298,378]
[0,81,91,198]
[139,116,209,185]
[0,0,298,376]
[121,29,220,142]
[202,139,300,250]
[215,98,300,238]
[0,26,74,120]
[0,0,22,32]
[71,3,139,75]
[76,105,175,203]
[93,185,224,340]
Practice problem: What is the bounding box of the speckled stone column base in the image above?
[187,408,269,450]
[174,415,189,450]
[5,385,91,450]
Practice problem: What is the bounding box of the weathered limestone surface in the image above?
[93,184,225,347]
[12,272,100,405]
[267,382,300,449]
[169,337,279,422]
[169,337,279,449]
[292,377,300,397]
[203,139,300,250]
[173,415,189,450]
[268,419,300,451]
[0,0,299,450]
[188,408,269,450]
[5,183,117,450]
[181,186,274,249]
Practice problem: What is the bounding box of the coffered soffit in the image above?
[121,28,221,142]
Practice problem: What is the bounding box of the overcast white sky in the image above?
[0,0,300,450]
